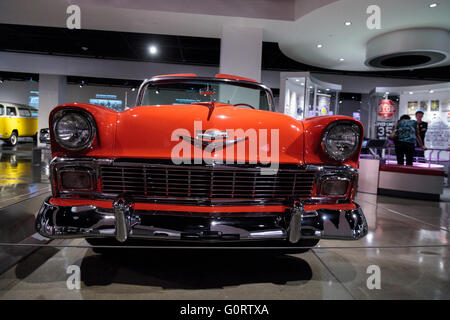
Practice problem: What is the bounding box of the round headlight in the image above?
[321,122,361,161]
[53,111,96,150]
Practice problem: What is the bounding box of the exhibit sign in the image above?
[376,120,395,139]
[377,99,396,119]
[376,98,397,139]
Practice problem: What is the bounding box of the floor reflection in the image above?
[0,143,50,202]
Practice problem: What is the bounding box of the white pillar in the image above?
[38,74,66,136]
[219,25,263,82]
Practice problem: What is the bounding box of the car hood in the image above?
[113,104,304,164]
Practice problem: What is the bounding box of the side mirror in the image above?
[39,128,50,144]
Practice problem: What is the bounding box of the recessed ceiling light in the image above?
[301,83,305,86]
[81,46,88,51]
[345,21,352,26]
[386,92,390,95]
[326,88,330,91]
[131,88,136,92]
[429,89,434,93]
[309,86,313,89]
[339,100,342,104]
[409,91,414,94]
[429,3,438,8]
[339,58,345,61]
[148,45,158,55]
[317,44,323,48]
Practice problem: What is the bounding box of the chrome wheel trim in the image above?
[10,133,17,146]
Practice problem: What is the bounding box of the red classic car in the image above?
[35,73,367,251]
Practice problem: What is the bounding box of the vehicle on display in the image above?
[0,102,39,146]
[35,73,367,252]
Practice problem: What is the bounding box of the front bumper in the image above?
[35,197,368,244]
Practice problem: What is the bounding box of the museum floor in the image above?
[0,143,449,300]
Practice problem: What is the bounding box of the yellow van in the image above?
[0,102,38,146]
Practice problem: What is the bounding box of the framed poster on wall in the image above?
[430,100,440,111]
[407,101,418,115]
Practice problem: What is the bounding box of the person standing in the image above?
[392,114,426,166]
[415,110,428,162]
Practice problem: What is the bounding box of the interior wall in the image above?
[0,80,138,110]
[312,73,444,94]
[0,80,38,105]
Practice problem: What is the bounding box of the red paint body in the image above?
[49,74,363,213]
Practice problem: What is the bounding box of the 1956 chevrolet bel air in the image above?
[35,73,367,251]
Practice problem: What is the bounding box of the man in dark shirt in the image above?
[415,110,428,162]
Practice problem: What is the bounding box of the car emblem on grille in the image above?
[178,130,247,150]
[196,130,228,141]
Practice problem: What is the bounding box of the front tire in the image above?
[7,131,18,146]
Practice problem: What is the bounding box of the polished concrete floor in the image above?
[0,143,449,299]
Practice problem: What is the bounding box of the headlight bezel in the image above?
[321,121,361,162]
[52,109,97,151]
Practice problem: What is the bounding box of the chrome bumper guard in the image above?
[35,197,368,243]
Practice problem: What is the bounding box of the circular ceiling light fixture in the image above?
[148,45,158,55]
[345,21,351,26]
[409,91,414,95]
[317,44,323,48]
[365,28,449,69]
[339,58,345,61]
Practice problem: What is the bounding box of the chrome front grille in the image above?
[99,164,316,200]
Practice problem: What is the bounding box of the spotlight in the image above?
[339,58,345,61]
[317,44,323,48]
[301,83,304,86]
[409,91,414,94]
[295,79,299,82]
[148,45,158,55]
[345,21,352,26]
[429,3,438,8]
[131,87,136,92]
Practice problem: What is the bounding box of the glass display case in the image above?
[279,72,341,120]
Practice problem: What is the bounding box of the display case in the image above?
[279,72,341,120]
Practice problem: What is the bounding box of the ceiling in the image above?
[1,23,450,83]
[1,0,449,72]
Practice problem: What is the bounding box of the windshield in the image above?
[140,80,272,111]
